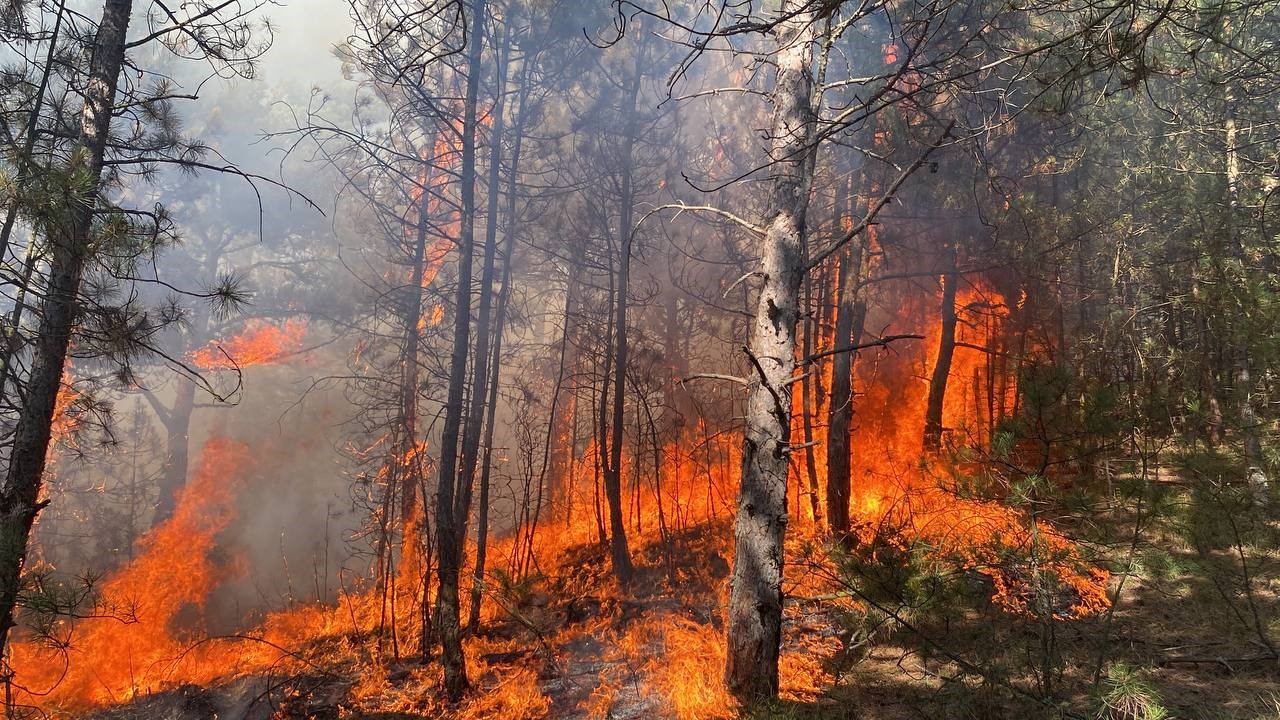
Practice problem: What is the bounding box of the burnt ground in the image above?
[75,504,1280,720]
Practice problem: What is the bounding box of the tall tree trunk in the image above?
[150,292,214,529]
[153,380,196,525]
[402,157,438,660]
[1223,92,1268,504]
[453,20,506,632]
[602,49,644,586]
[433,0,486,698]
[725,2,817,699]
[924,242,959,453]
[595,254,615,548]
[0,0,132,649]
[799,273,823,525]
[469,31,529,627]
[401,160,432,542]
[547,264,579,518]
[825,239,865,537]
[456,18,509,607]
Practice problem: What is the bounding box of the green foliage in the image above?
[1133,548,1183,583]
[1172,448,1274,553]
[489,567,546,609]
[1095,664,1169,720]
[834,523,975,623]
[15,568,99,650]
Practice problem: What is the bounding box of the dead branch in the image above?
[806,121,955,271]
[804,334,924,363]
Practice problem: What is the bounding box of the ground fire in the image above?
[1,1,1276,719]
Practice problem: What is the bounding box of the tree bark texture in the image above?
[725,1,817,699]
[433,0,486,699]
[0,0,133,649]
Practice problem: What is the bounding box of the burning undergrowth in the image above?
[6,264,1112,718]
[12,438,260,709]
[8,454,1102,720]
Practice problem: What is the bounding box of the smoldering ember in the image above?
[0,0,1277,718]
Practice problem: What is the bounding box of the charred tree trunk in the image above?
[457,23,510,536]
[601,46,645,585]
[595,255,615,548]
[547,264,579,519]
[825,240,865,537]
[725,2,817,699]
[924,242,959,453]
[401,169,431,538]
[799,273,823,525]
[147,254,217,531]
[456,19,509,625]
[433,0,486,698]
[399,157,438,660]
[469,30,528,627]
[0,0,132,649]
[152,380,196,525]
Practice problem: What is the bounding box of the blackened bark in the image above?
[457,20,509,546]
[799,273,822,525]
[924,243,959,453]
[602,53,643,586]
[0,0,132,649]
[401,158,437,661]
[469,25,525,628]
[434,0,486,699]
[401,162,431,536]
[825,241,865,537]
[725,1,817,699]
[546,265,579,517]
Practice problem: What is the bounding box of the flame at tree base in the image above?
[9,282,1111,717]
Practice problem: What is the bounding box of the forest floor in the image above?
[78,478,1280,720]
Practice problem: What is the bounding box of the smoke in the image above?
[20,0,1116,711]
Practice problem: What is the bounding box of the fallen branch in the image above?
[1157,653,1278,672]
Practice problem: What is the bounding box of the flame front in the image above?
[190,319,307,371]
[13,438,259,708]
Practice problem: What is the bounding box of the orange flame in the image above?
[15,248,1108,716]
[12,438,255,708]
[190,319,307,371]
[50,376,81,447]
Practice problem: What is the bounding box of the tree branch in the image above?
[806,121,954,271]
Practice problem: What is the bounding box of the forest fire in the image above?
[11,439,259,708]
[49,380,81,448]
[6,0,1272,717]
[18,264,1106,717]
[189,319,308,371]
